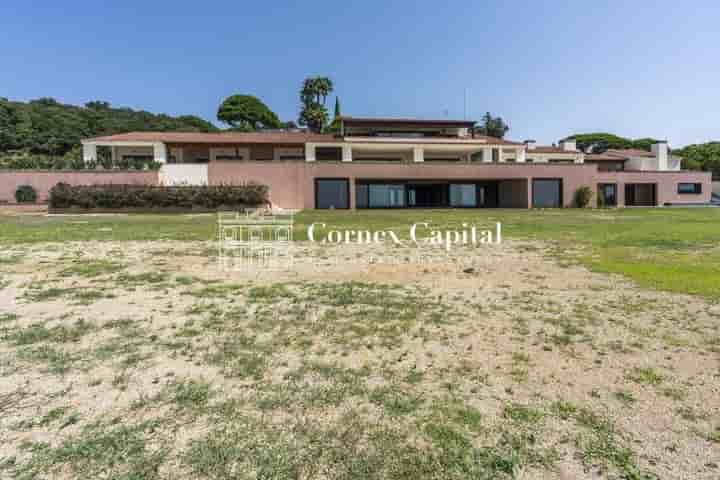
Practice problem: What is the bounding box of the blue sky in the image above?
[2,1,719,146]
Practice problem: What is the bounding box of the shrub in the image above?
[596,190,606,208]
[48,183,269,210]
[573,186,593,208]
[15,185,38,203]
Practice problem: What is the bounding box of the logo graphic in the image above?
[217,209,294,271]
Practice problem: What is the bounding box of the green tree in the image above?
[674,142,720,177]
[476,112,509,139]
[216,94,282,131]
[0,97,216,163]
[326,96,342,133]
[334,96,341,119]
[298,76,334,133]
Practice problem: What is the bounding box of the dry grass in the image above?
[0,238,718,479]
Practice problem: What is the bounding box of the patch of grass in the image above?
[3,208,719,298]
[0,253,24,264]
[22,286,114,305]
[115,271,171,287]
[625,367,663,386]
[703,427,720,443]
[614,390,637,406]
[59,259,125,278]
[4,319,94,346]
[502,403,544,425]
[11,419,166,479]
[661,387,687,401]
[430,398,483,432]
[550,400,578,420]
[185,409,554,480]
[0,312,19,323]
[166,379,213,413]
[16,345,77,375]
[369,385,423,416]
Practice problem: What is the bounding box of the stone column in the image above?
[153,143,167,164]
[305,144,316,162]
[82,143,97,164]
[342,145,353,162]
[413,146,424,163]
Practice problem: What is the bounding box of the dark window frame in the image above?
[532,178,564,208]
[598,183,617,207]
[677,183,702,194]
[315,147,343,162]
[315,178,350,210]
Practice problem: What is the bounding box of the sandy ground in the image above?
[0,238,719,479]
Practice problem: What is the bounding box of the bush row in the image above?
[49,183,269,210]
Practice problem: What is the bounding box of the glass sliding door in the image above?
[368,184,405,208]
[315,178,349,209]
[532,179,563,208]
[449,184,477,207]
[598,183,617,206]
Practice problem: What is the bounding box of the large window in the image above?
[316,147,342,161]
[449,184,477,207]
[677,183,702,194]
[356,183,406,208]
[532,179,563,208]
[598,183,617,206]
[369,184,405,208]
[315,179,349,209]
[625,184,656,206]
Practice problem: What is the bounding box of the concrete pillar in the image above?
[342,145,352,162]
[305,144,316,162]
[483,147,493,163]
[82,144,97,163]
[110,146,117,164]
[153,143,167,164]
[413,146,424,163]
[349,177,356,209]
[527,178,533,208]
[516,148,527,163]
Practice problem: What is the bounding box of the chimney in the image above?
[523,139,537,150]
[651,141,668,170]
[559,139,577,151]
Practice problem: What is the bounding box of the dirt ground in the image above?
[1,238,718,479]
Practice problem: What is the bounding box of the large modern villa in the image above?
[81,117,712,209]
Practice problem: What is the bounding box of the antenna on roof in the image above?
[463,88,468,120]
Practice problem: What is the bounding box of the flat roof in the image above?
[83,130,522,146]
[84,131,335,144]
[340,116,476,127]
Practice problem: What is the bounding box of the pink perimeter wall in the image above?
[0,171,159,203]
[2,164,709,209]
[596,171,711,205]
[209,161,712,209]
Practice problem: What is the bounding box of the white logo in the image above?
[217,209,294,271]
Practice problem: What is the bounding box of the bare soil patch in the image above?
[1,239,718,479]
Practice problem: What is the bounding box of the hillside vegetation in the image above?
[0,97,216,169]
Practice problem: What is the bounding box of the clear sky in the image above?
[2,1,718,147]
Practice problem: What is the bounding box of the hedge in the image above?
[49,183,269,210]
[15,185,38,203]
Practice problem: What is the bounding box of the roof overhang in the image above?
[340,116,476,129]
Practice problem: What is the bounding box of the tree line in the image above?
[564,133,719,176]
[0,97,216,169]
[2,82,716,176]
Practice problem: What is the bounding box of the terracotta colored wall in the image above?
[209,161,308,209]
[207,161,712,209]
[596,171,712,205]
[0,170,159,204]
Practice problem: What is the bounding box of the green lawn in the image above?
[1,208,719,299]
